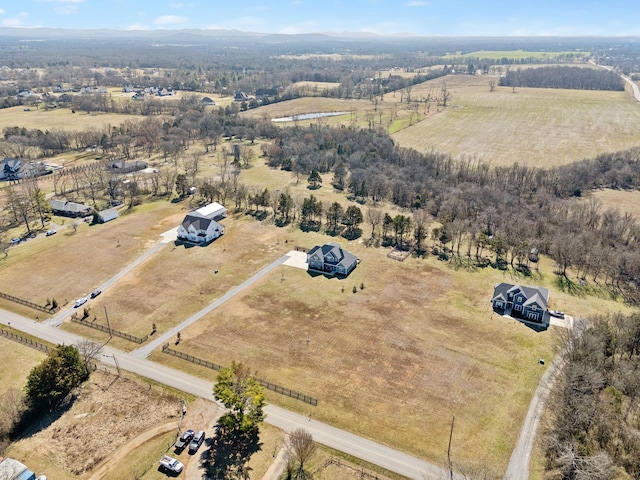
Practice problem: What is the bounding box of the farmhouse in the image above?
[307,242,358,277]
[49,199,92,217]
[0,157,22,180]
[176,202,227,244]
[0,457,37,480]
[491,282,549,325]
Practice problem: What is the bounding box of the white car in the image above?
[74,297,88,308]
[159,455,184,473]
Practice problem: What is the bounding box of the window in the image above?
[495,301,504,308]
[514,304,523,311]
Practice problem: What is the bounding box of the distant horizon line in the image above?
[2,26,639,39]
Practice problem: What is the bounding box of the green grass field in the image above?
[392,75,640,167]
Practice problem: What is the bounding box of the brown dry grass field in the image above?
[0,200,185,310]
[392,74,640,167]
[0,105,144,131]
[148,223,630,474]
[589,188,640,219]
[0,336,46,394]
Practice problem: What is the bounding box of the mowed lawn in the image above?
[392,75,640,167]
[0,105,145,131]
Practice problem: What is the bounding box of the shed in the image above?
[0,457,37,480]
[97,208,119,223]
[194,202,227,221]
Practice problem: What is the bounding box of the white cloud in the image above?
[2,13,28,27]
[126,23,150,30]
[0,9,5,15]
[55,4,78,14]
[403,0,429,6]
[153,15,188,26]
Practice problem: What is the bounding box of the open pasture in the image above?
[0,105,144,132]
[154,235,559,472]
[392,74,640,167]
[589,188,640,219]
[0,336,46,395]
[0,201,184,313]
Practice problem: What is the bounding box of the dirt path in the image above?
[261,443,290,480]
[87,421,177,480]
[86,398,220,480]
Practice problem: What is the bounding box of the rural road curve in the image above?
[0,308,452,480]
[591,60,640,102]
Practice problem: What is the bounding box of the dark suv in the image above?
[175,429,195,450]
[189,430,205,453]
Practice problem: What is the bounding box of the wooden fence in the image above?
[70,316,148,344]
[162,344,318,406]
[0,291,56,314]
[0,328,51,353]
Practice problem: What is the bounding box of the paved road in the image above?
[131,254,290,358]
[0,308,451,480]
[591,60,640,102]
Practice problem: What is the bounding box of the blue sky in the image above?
[1,0,639,36]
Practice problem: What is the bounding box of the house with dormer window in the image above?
[307,242,358,277]
[491,282,549,325]
[176,202,227,245]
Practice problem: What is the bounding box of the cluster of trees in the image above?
[499,66,625,91]
[545,314,640,479]
[208,361,266,479]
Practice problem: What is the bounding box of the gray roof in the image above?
[98,208,119,222]
[492,283,549,308]
[49,199,91,213]
[181,213,222,232]
[308,242,358,270]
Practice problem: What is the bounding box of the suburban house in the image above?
[491,283,550,325]
[49,199,92,218]
[307,242,358,277]
[234,90,250,102]
[0,157,23,180]
[0,457,37,480]
[176,202,227,245]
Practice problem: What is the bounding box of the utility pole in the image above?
[448,415,455,480]
[104,305,112,339]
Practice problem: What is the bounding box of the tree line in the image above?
[499,66,625,91]
[545,314,640,479]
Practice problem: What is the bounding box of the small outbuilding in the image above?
[307,242,358,277]
[96,208,119,223]
[0,457,37,480]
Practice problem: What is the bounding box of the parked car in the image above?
[189,430,205,453]
[90,289,101,299]
[549,310,565,318]
[10,238,21,245]
[159,455,184,473]
[175,429,195,450]
[74,297,88,308]
[46,230,57,236]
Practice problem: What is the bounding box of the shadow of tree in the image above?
[205,423,262,480]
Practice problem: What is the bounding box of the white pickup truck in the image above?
[159,455,184,473]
